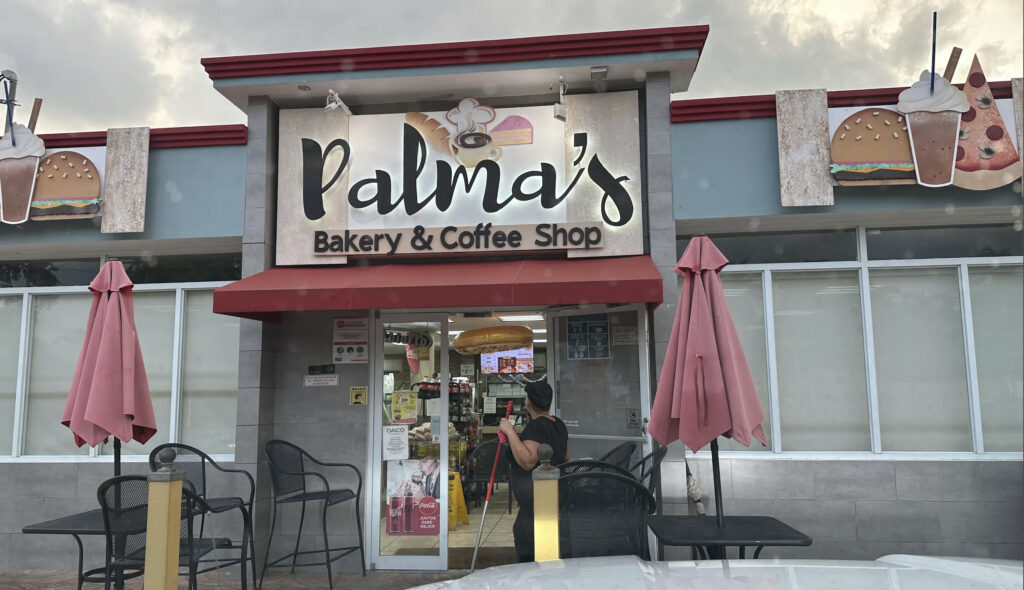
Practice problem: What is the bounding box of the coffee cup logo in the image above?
[450,130,502,168]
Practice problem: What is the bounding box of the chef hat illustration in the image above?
[445,98,496,135]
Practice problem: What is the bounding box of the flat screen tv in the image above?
[480,346,534,374]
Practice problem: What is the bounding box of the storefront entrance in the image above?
[367,305,652,570]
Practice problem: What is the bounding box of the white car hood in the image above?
[410,555,1023,590]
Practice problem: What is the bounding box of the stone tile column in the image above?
[235,96,280,569]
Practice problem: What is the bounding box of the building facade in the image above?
[0,25,1021,573]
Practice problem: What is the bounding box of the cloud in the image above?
[3,0,1020,133]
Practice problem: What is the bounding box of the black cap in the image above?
[524,381,553,408]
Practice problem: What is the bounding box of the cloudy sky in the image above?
[3,0,1021,134]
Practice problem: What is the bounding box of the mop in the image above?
[469,400,513,573]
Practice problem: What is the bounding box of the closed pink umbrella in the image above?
[649,236,766,525]
[61,260,156,474]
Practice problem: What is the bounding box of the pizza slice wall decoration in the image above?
[952,55,1023,191]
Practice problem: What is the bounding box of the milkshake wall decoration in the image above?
[0,70,45,224]
[896,13,970,188]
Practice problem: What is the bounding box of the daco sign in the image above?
[276,92,643,265]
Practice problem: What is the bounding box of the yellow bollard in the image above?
[533,443,559,561]
[144,447,184,589]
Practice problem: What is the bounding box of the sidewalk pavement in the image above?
[0,569,462,589]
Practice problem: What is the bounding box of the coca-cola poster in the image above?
[385,459,441,536]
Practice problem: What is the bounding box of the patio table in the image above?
[23,504,213,590]
[23,508,144,590]
[649,515,811,560]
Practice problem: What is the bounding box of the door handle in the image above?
[642,417,649,436]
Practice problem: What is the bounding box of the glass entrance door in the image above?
[548,304,653,465]
[370,313,449,570]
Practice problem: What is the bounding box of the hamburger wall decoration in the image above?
[828,52,1021,191]
[0,70,105,224]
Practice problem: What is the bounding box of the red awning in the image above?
[213,256,663,321]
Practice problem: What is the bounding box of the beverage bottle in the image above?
[388,496,402,534]
[403,485,414,533]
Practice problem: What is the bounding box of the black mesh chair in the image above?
[149,443,256,588]
[464,440,512,513]
[558,471,656,560]
[558,458,634,477]
[628,447,668,494]
[97,475,216,590]
[261,440,365,590]
[598,441,640,470]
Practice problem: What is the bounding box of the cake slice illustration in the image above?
[896,71,970,187]
[952,55,1023,190]
[30,151,102,219]
[0,122,45,224]
[490,115,534,146]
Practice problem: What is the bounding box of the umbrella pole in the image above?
[114,438,121,477]
[710,438,724,528]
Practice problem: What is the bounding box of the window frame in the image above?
[683,225,1023,461]
[1,278,236,464]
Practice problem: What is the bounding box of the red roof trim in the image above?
[671,81,1015,123]
[201,26,709,80]
[38,125,248,149]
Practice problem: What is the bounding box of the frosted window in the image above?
[179,291,239,454]
[717,273,771,451]
[871,268,971,451]
[0,296,22,454]
[23,294,93,455]
[774,271,870,451]
[969,266,1023,451]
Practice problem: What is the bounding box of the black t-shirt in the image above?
[509,415,569,506]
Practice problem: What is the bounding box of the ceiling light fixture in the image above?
[499,314,545,322]
[297,84,312,91]
[590,65,608,80]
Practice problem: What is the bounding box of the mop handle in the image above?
[485,401,514,502]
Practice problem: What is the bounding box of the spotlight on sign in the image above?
[553,76,567,122]
[325,89,352,115]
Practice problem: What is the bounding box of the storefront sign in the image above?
[277,92,642,264]
[566,313,610,360]
[384,330,432,347]
[312,222,602,256]
[382,425,409,460]
[333,317,369,363]
[303,374,338,387]
[349,385,368,405]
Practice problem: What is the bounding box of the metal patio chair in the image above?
[598,441,640,471]
[558,471,657,560]
[464,440,512,513]
[149,443,257,588]
[628,446,669,494]
[97,475,217,590]
[261,440,365,590]
[558,458,634,477]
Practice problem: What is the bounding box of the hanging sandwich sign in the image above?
[276,92,643,265]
